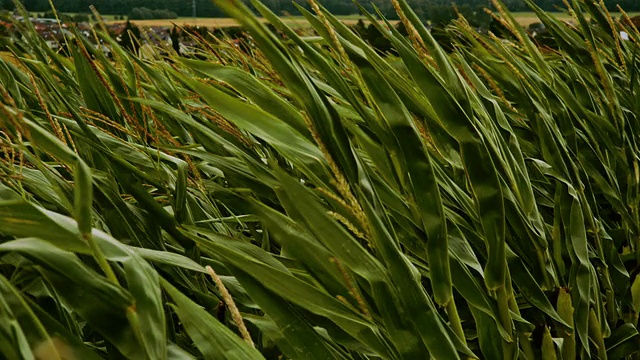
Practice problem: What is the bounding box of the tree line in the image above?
[5,0,640,20]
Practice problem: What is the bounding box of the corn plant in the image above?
[0,0,640,358]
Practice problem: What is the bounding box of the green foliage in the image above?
[117,20,141,53]
[1,0,640,359]
[129,7,179,20]
[15,0,640,20]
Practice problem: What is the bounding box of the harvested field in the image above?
[103,12,640,28]
[104,16,385,28]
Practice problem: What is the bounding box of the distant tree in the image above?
[1,0,14,11]
[461,5,491,28]
[395,22,408,37]
[356,22,411,54]
[118,20,140,54]
[12,0,640,20]
[71,13,90,23]
[129,7,178,20]
[365,23,392,54]
[353,19,366,36]
[170,25,180,54]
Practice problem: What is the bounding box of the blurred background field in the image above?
[24,11,640,28]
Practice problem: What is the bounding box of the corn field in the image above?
[0,0,639,358]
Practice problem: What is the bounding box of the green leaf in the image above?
[161,278,264,360]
